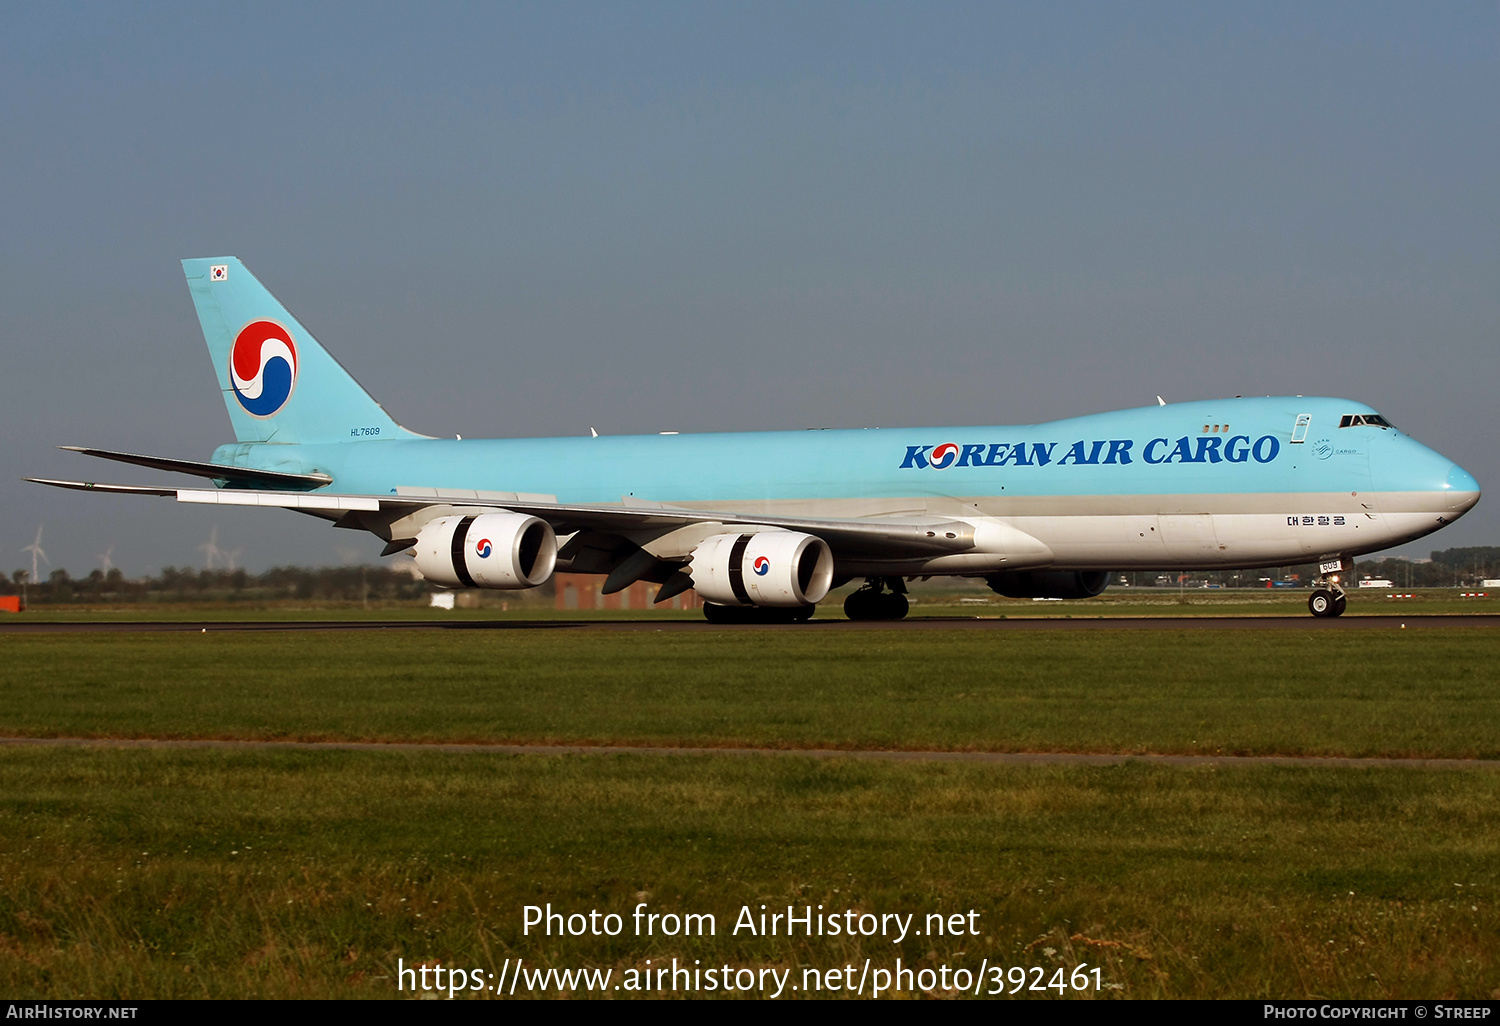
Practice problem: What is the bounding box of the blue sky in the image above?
[3,2,1496,575]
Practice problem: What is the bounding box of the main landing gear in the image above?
[1307,579,1347,618]
[843,578,910,621]
[702,603,815,624]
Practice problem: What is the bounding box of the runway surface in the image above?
[2,735,1497,769]
[2,614,1498,633]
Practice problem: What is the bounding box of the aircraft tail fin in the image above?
[181,257,423,445]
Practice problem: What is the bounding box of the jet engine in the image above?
[985,570,1110,600]
[413,512,557,589]
[690,530,834,608]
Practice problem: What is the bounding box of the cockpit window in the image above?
[1339,414,1393,429]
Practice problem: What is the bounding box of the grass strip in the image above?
[2,629,1498,757]
[0,746,1495,999]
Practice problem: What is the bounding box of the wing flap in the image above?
[177,488,380,511]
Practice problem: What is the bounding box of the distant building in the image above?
[553,573,699,611]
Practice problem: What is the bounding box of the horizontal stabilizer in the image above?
[26,478,178,497]
[60,446,331,490]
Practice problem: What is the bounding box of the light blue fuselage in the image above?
[216,395,1479,571]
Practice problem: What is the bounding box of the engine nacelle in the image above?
[690,530,834,608]
[414,513,557,589]
[986,570,1110,600]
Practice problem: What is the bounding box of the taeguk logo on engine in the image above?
[229,320,299,418]
[475,538,493,558]
[752,556,771,576]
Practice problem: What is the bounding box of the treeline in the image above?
[5,546,1497,605]
[1353,547,1500,589]
[2,565,436,605]
[1113,547,1500,589]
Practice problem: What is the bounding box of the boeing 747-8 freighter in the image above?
[30,257,1481,620]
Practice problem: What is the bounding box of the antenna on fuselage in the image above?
[1157,396,1167,406]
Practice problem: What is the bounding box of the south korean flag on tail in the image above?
[210,264,228,282]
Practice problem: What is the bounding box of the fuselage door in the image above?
[1290,414,1312,443]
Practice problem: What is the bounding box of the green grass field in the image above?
[1,621,1498,999]
[2,629,1498,757]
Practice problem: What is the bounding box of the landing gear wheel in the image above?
[702,602,817,624]
[702,602,736,624]
[843,590,874,620]
[1308,589,1346,618]
[1307,562,1350,618]
[843,579,910,621]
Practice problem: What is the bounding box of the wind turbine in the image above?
[199,526,223,570]
[23,525,48,583]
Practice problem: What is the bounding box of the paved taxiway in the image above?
[2,614,1498,633]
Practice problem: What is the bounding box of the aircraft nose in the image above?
[1445,463,1481,515]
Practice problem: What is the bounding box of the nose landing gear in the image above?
[1307,581,1348,618]
[1307,558,1352,618]
[844,577,910,621]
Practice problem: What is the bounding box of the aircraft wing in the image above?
[27,478,984,559]
[389,493,980,557]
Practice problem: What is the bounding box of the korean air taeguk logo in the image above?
[752,556,771,576]
[928,443,960,470]
[230,320,299,417]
